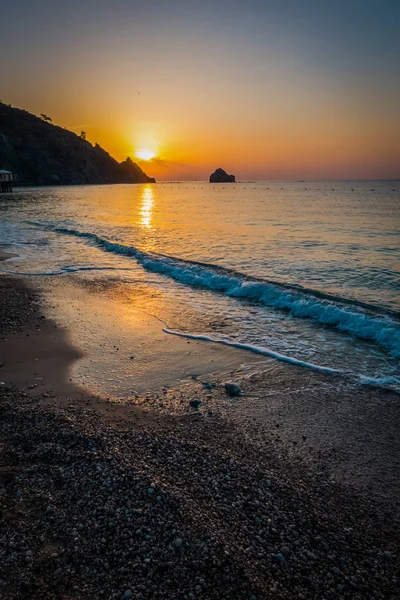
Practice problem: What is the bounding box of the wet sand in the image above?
[0,273,399,599]
[0,249,16,261]
[1,273,264,396]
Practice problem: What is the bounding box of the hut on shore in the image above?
[0,169,14,192]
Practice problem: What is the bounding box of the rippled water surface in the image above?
[1,181,399,388]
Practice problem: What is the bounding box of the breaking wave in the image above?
[30,223,400,358]
[164,328,342,374]
[163,329,400,389]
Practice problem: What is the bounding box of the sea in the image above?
[0,181,399,391]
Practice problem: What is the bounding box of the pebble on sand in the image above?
[189,399,202,409]
[224,382,241,396]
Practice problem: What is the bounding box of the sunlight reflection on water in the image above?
[139,185,154,230]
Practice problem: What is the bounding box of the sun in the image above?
[136,148,156,161]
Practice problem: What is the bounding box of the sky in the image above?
[1,0,399,180]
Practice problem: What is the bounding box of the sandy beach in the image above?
[1,270,399,600]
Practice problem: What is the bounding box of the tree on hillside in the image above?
[80,131,87,140]
[40,113,52,122]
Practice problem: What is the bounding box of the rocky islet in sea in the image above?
[209,168,235,183]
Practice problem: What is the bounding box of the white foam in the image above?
[359,374,400,388]
[163,328,400,391]
[163,328,342,374]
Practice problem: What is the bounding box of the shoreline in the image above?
[0,249,17,262]
[0,273,399,599]
[4,271,398,505]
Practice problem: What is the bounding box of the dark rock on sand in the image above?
[224,382,241,396]
[189,399,202,409]
[201,381,214,390]
[209,168,235,183]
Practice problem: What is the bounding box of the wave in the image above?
[0,266,136,276]
[29,223,400,358]
[164,328,342,374]
[164,329,400,391]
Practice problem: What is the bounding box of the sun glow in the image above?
[136,148,156,161]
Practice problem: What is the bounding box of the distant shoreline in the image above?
[6,179,400,187]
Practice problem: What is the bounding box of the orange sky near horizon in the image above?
[65,98,400,181]
[1,1,399,181]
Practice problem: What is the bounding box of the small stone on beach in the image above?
[224,382,241,396]
[201,381,214,390]
[189,399,202,409]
